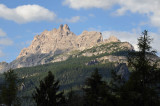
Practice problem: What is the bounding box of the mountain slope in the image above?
[11,41,132,102]
[0,24,133,73]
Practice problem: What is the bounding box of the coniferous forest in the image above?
[0,30,160,106]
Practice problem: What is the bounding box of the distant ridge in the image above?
[0,24,134,73]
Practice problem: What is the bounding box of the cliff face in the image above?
[0,24,134,72]
[17,24,103,59]
[17,24,77,58]
[0,62,9,73]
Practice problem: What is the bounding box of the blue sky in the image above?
[0,0,160,62]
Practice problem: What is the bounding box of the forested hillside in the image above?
[0,41,131,105]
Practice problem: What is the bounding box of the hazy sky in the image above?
[0,0,160,62]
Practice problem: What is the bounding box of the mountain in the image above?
[0,24,134,73]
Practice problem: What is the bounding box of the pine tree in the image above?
[32,71,65,106]
[120,30,160,106]
[66,89,83,106]
[1,69,19,106]
[83,68,115,106]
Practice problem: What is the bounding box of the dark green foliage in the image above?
[110,69,125,90]
[0,77,3,104]
[119,72,160,106]
[119,30,160,106]
[66,89,84,106]
[0,41,139,105]
[32,71,65,106]
[109,70,125,103]
[1,69,20,106]
[0,34,159,106]
[12,56,115,99]
[83,68,115,106]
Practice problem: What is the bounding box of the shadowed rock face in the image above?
[0,24,134,73]
[115,63,130,81]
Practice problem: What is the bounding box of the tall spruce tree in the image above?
[66,89,84,106]
[83,68,115,106]
[119,30,160,106]
[1,69,19,106]
[32,71,65,106]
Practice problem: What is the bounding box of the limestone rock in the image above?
[115,63,130,81]
[0,24,104,72]
[85,60,99,66]
[98,55,127,63]
[0,24,135,72]
[0,62,9,73]
[17,25,103,59]
[119,42,134,51]
[17,24,77,59]
[76,31,103,50]
[104,36,120,43]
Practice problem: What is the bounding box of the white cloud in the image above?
[103,30,139,50]
[0,28,13,58]
[0,38,13,46]
[0,29,6,37]
[115,0,160,28]
[0,28,13,46]
[63,0,160,28]
[149,32,160,53]
[0,4,56,23]
[63,0,116,10]
[65,16,81,23]
[102,30,160,54]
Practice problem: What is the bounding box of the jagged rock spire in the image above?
[58,24,63,31]
[57,24,70,32]
[63,24,70,31]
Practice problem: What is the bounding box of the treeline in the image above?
[3,37,128,99]
[0,30,160,106]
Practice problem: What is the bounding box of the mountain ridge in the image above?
[0,24,134,73]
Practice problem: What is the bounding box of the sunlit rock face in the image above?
[0,24,134,72]
[0,62,9,73]
[17,24,103,58]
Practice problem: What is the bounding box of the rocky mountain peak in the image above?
[16,24,104,59]
[58,24,63,31]
[104,35,120,43]
[0,24,136,73]
[63,24,70,31]
[108,36,120,41]
[57,24,70,33]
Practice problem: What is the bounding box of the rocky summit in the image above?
[17,24,103,59]
[0,24,134,73]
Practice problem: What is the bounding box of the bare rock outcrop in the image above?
[0,24,135,72]
[104,36,120,43]
[76,31,103,50]
[0,62,9,73]
[17,24,103,59]
[17,24,77,59]
[0,24,105,72]
[115,63,130,81]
